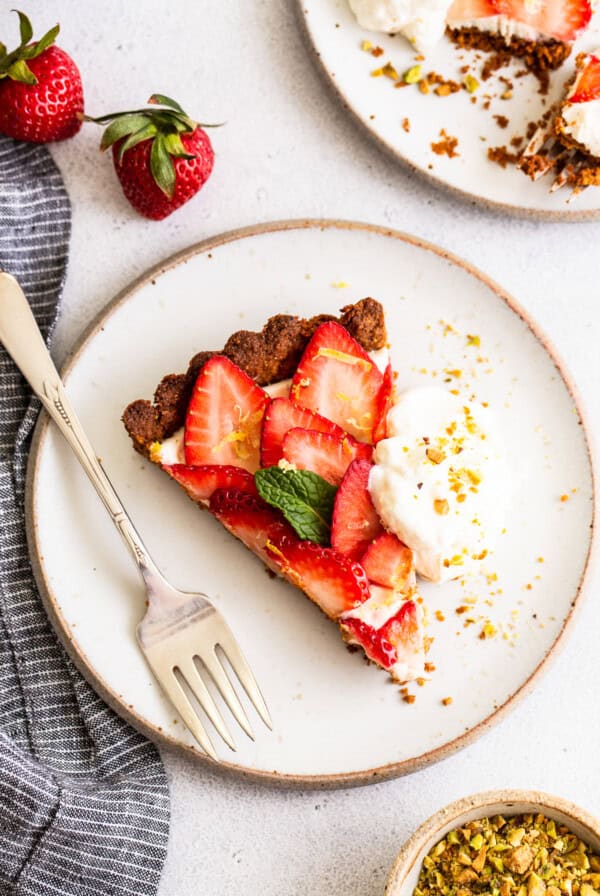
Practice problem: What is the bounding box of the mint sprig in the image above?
[255,467,337,546]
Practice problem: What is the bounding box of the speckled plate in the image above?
[296,0,600,219]
[27,220,594,787]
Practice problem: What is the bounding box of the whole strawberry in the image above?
[87,95,216,220]
[0,11,83,143]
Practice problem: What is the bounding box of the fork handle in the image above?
[0,272,164,588]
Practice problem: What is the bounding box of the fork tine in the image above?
[200,651,255,741]
[216,631,273,730]
[178,660,236,752]
[158,669,218,760]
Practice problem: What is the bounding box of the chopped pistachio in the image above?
[464,74,480,93]
[415,815,600,896]
[403,64,422,84]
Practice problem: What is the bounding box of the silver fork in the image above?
[0,272,272,760]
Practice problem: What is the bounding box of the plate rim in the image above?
[294,1,600,222]
[25,217,597,789]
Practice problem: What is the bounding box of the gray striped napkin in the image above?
[0,137,169,896]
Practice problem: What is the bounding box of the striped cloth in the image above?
[0,137,169,896]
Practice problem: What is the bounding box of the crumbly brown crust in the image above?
[447,26,571,75]
[122,298,387,457]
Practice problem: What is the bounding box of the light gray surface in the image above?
[6,1,600,893]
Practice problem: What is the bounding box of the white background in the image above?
[3,2,600,893]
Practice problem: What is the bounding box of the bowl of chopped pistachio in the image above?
[386,791,600,896]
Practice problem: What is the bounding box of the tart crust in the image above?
[447,26,571,74]
[123,298,387,456]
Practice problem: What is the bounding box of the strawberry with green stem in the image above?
[0,10,84,143]
[86,95,218,220]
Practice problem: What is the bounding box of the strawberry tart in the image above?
[553,51,600,184]
[123,299,502,685]
[349,0,593,71]
[445,0,593,73]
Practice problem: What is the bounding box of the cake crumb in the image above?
[402,117,411,133]
[442,696,453,706]
[493,114,509,128]
[487,145,520,168]
[431,129,459,158]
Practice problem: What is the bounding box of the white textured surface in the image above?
[4,1,600,894]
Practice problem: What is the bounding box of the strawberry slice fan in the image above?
[147,317,427,685]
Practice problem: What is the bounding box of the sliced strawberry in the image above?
[163,463,258,502]
[570,54,600,102]
[260,398,344,468]
[372,363,394,444]
[282,428,373,486]
[267,536,371,619]
[341,599,422,671]
[209,488,296,569]
[495,0,591,41]
[446,0,499,21]
[290,321,383,443]
[184,356,269,473]
[331,459,383,559]
[360,532,415,593]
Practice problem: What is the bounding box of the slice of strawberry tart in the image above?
[446,0,593,73]
[123,299,502,685]
[552,51,600,184]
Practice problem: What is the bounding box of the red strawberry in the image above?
[360,532,415,592]
[282,428,372,486]
[163,464,257,502]
[341,599,421,671]
[209,488,295,569]
[446,0,499,20]
[290,321,383,443]
[569,54,600,102]
[266,536,371,619]
[495,0,591,41]
[372,363,394,444]
[260,398,344,468]
[331,459,383,559]
[184,355,269,473]
[86,95,216,220]
[0,12,83,143]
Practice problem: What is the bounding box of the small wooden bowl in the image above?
[386,790,600,896]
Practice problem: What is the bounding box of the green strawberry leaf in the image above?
[100,113,151,150]
[148,94,185,114]
[255,467,337,545]
[30,23,60,58]
[163,131,195,159]
[118,122,157,160]
[150,134,176,197]
[15,10,33,46]
[7,58,36,84]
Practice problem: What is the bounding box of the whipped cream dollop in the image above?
[560,53,600,158]
[368,386,504,583]
[348,0,454,53]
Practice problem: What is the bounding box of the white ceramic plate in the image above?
[297,0,600,219]
[27,220,594,787]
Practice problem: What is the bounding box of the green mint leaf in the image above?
[255,467,337,545]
